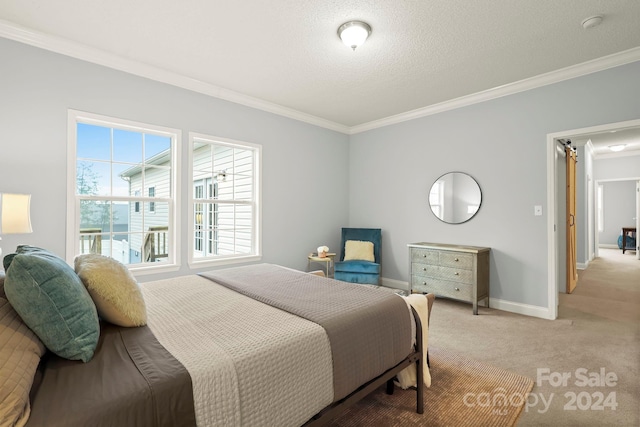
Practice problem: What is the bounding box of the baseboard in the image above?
[599,244,618,249]
[380,277,410,292]
[577,261,588,270]
[380,277,554,320]
[489,298,554,320]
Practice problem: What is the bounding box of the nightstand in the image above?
[307,253,336,278]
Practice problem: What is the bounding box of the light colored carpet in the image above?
[330,347,534,426]
[427,248,639,427]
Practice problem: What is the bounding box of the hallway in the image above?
[559,248,640,323]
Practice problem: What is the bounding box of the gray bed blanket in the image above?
[200,264,412,401]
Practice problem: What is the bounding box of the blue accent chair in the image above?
[334,228,381,285]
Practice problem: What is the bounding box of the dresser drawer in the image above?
[412,263,473,284]
[411,248,439,264]
[411,276,473,301]
[438,252,473,269]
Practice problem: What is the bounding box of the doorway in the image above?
[546,119,640,320]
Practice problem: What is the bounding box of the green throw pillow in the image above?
[4,246,100,362]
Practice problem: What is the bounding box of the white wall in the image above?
[593,155,640,181]
[349,60,640,309]
[599,181,637,245]
[0,38,350,280]
[593,154,640,247]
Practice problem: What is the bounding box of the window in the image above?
[189,133,261,266]
[148,187,156,212]
[67,110,180,273]
[134,191,140,213]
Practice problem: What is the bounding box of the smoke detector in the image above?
[581,15,603,29]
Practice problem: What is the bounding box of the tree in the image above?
[76,162,115,231]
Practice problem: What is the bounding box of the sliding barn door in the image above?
[566,146,578,293]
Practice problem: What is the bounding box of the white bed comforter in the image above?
[141,275,334,427]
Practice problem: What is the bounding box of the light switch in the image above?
[534,205,543,216]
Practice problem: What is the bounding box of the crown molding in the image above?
[592,150,640,160]
[0,19,350,134]
[1,19,639,137]
[349,47,640,134]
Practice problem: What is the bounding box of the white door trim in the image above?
[546,118,640,320]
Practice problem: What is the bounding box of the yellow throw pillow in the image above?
[344,240,375,262]
[74,254,147,327]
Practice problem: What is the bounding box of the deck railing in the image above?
[143,225,169,262]
[79,228,102,254]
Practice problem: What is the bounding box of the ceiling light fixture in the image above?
[337,21,371,50]
[581,15,603,29]
[608,144,626,152]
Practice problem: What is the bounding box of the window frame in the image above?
[66,110,181,275]
[188,132,262,268]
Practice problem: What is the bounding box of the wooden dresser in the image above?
[408,242,490,315]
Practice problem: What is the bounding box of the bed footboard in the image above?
[303,305,425,426]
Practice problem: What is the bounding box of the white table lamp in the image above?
[0,193,33,258]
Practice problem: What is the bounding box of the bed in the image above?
[1,251,432,427]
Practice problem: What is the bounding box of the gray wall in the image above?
[349,61,640,308]
[599,181,637,246]
[0,38,350,280]
[2,36,639,310]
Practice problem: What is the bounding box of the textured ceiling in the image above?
[1,0,639,131]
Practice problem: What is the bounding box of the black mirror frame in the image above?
[428,172,482,224]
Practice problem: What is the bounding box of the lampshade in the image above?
[0,193,33,258]
[338,21,371,50]
[0,193,33,235]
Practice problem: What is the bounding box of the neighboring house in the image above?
[119,150,171,263]
[119,144,253,263]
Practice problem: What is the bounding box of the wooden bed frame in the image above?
[304,303,428,426]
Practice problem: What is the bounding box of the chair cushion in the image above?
[3,246,100,362]
[334,271,380,285]
[335,260,381,274]
[343,240,375,262]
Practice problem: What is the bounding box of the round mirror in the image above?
[428,172,482,224]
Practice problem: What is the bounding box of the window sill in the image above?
[130,263,181,277]
[188,254,262,270]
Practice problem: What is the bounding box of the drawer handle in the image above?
[422,281,427,286]
[423,254,427,258]
[454,272,459,276]
[455,287,460,291]
[423,267,427,271]
[454,258,459,262]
